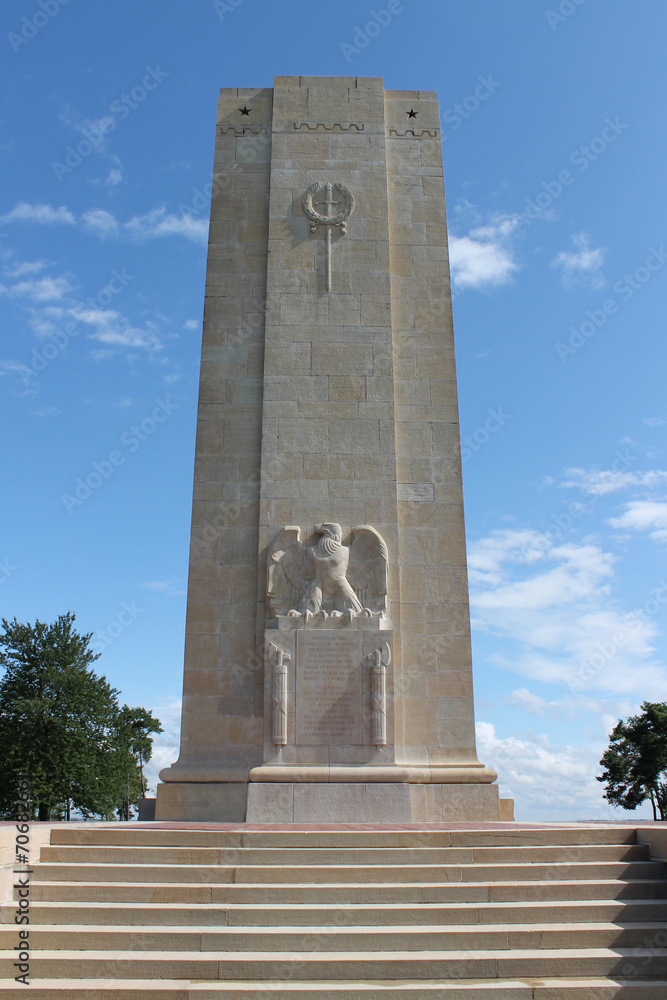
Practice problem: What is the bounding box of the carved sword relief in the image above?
[302,182,354,292]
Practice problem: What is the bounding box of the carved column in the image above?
[271,644,289,746]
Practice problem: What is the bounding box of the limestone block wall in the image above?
[385,91,480,768]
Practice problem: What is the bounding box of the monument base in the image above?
[154,781,247,822]
[246,781,500,823]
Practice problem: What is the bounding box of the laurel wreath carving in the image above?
[301,182,355,234]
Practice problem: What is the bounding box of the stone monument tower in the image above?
[155,75,500,822]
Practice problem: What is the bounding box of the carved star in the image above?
[406,108,418,118]
[239,105,251,116]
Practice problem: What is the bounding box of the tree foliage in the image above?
[0,612,162,820]
[597,701,667,821]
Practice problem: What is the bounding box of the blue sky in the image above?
[2,0,666,821]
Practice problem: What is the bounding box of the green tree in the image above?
[111,705,163,821]
[597,701,667,821]
[0,613,161,820]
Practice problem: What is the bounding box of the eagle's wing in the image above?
[346,525,389,614]
[266,526,308,617]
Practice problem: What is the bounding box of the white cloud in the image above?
[58,106,124,183]
[142,579,186,597]
[30,406,61,418]
[1,201,208,246]
[1,276,73,302]
[449,215,520,291]
[608,501,667,543]
[645,416,667,428]
[468,528,557,588]
[3,260,48,278]
[69,305,162,351]
[559,466,667,496]
[0,360,36,387]
[81,208,119,239]
[508,688,549,715]
[125,206,208,245]
[469,528,667,696]
[70,306,119,326]
[474,541,615,611]
[0,202,75,226]
[551,231,606,289]
[476,720,649,821]
[183,319,198,331]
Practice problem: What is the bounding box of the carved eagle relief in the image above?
[266,523,388,620]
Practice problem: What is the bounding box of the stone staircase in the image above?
[1,823,667,997]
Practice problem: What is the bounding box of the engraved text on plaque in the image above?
[296,631,362,745]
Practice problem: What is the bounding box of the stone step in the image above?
[30,860,666,884]
[7,897,667,926]
[26,877,667,904]
[47,825,640,849]
[1,921,664,953]
[2,947,667,980]
[1,977,667,999]
[37,843,650,866]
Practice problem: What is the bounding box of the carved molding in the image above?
[387,127,440,138]
[293,121,365,132]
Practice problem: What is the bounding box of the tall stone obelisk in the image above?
[156,76,500,822]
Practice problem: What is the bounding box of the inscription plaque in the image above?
[296,631,362,745]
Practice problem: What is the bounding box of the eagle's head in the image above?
[315,522,343,542]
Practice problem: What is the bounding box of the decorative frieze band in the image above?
[217,124,270,135]
[293,121,365,132]
[387,127,440,138]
